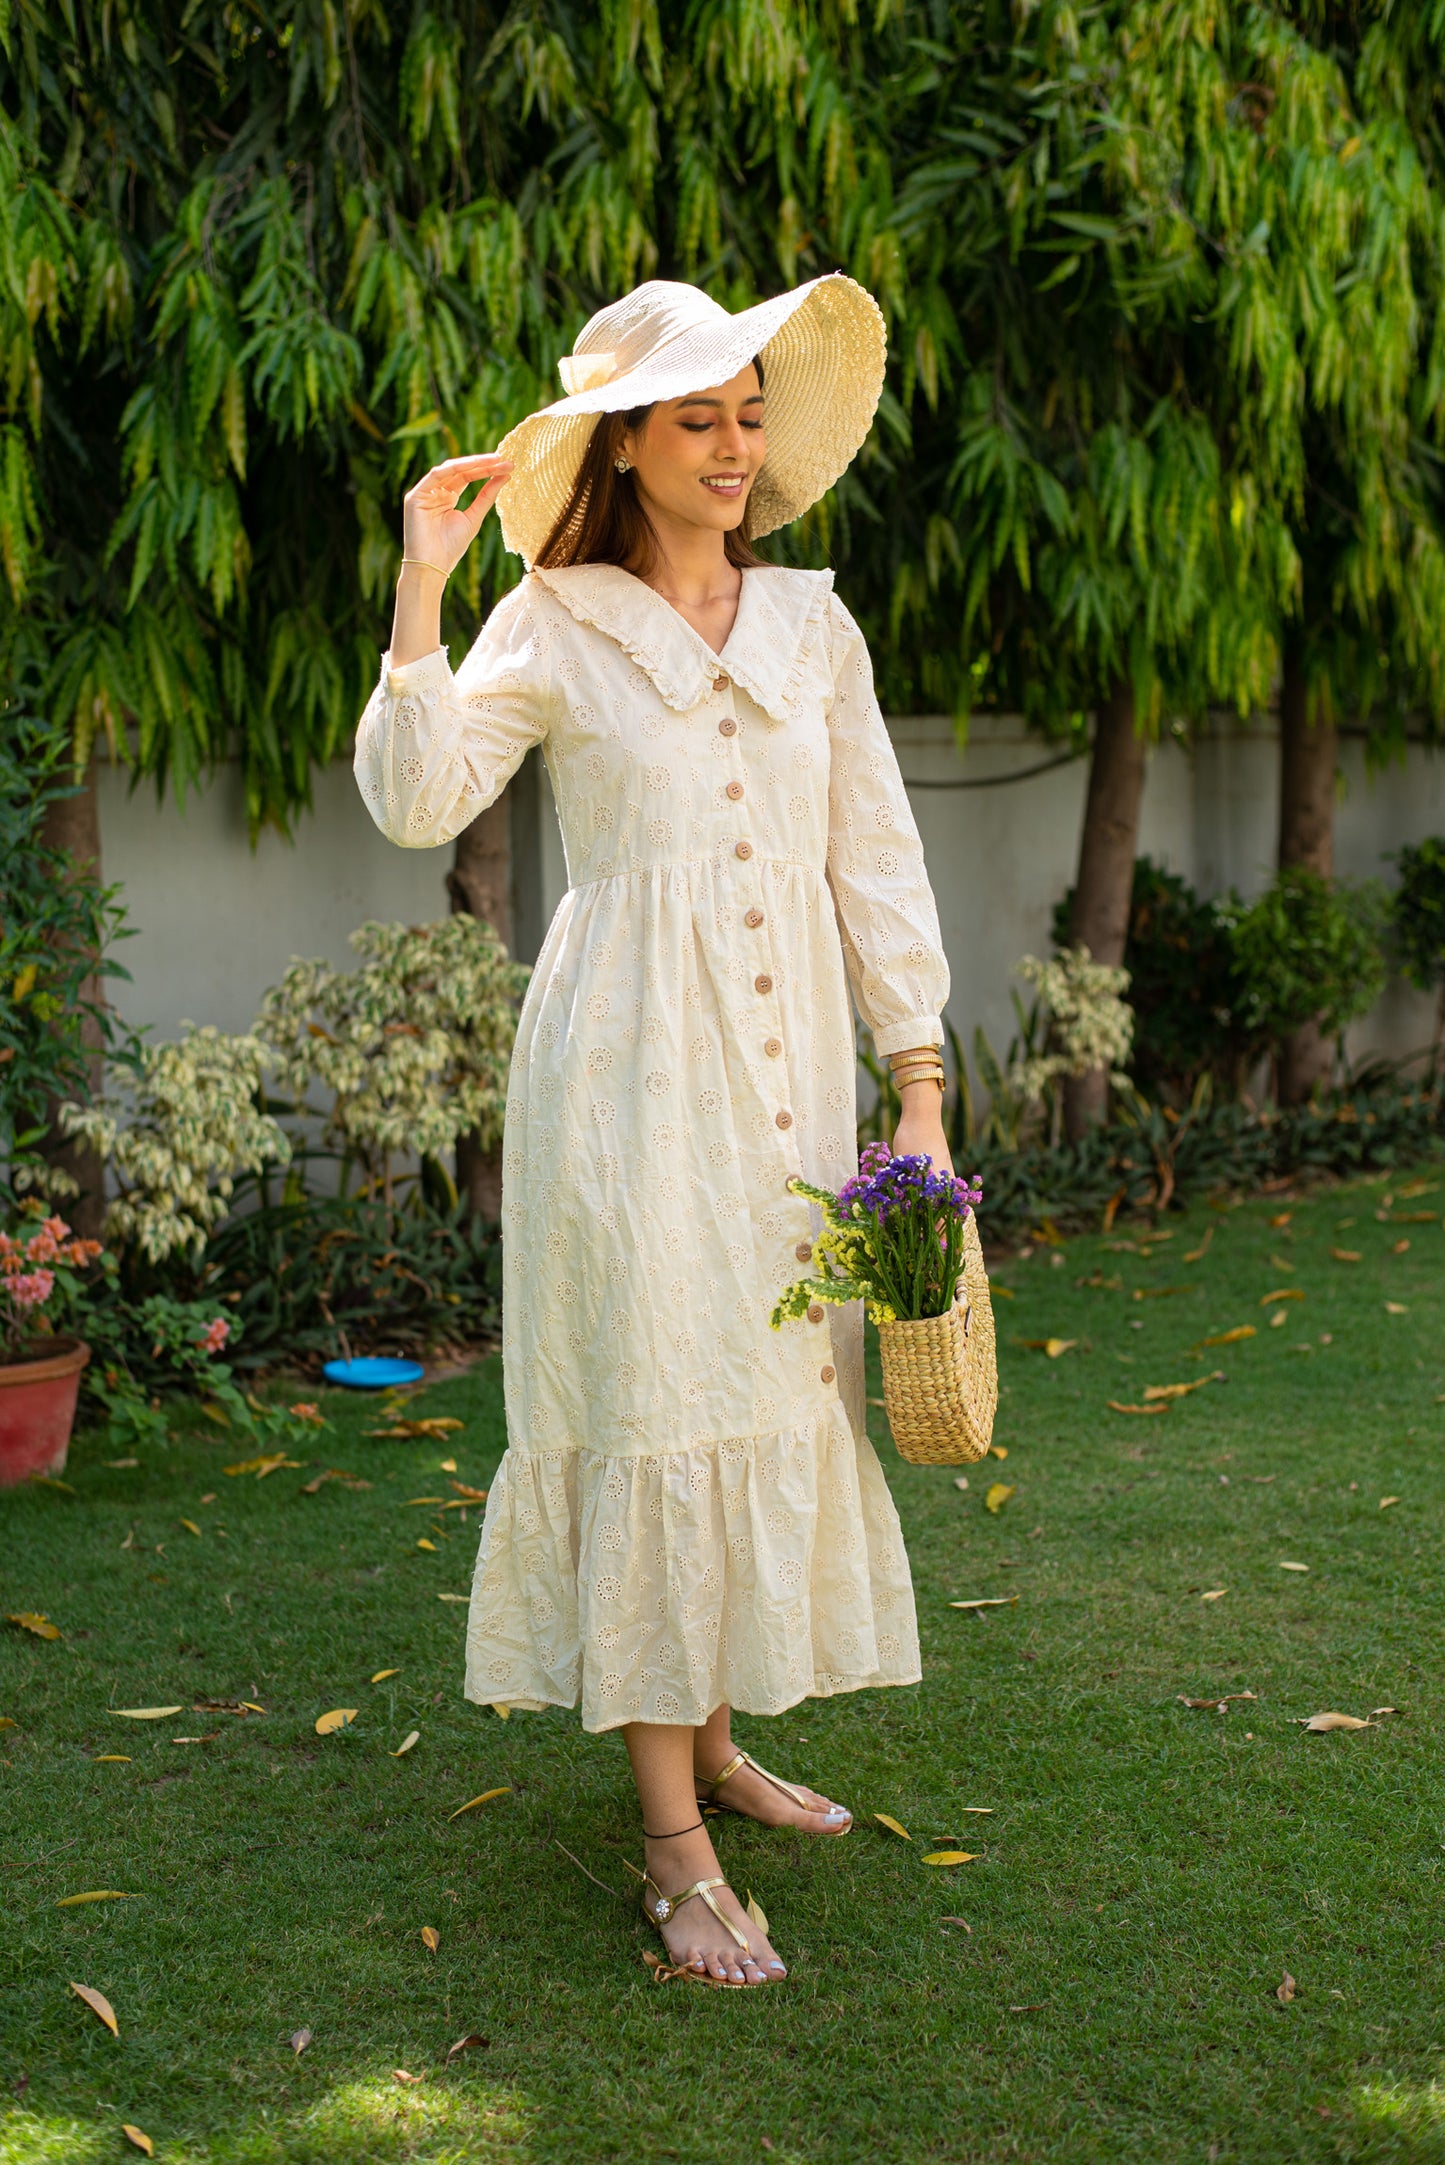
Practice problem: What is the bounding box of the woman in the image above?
[354,273,952,1988]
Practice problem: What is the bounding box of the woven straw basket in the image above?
[876,1213,998,1466]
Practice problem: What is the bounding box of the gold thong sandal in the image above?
[697,1749,852,1833]
[640,1870,758,1988]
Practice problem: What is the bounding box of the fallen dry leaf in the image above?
[1200,1589,1228,1602]
[392,1731,420,1757]
[988,1443,1008,1459]
[112,1707,183,1720]
[445,2032,488,2064]
[1278,1561,1310,1573]
[1044,1338,1075,1359]
[122,2126,153,2156]
[369,1417,464,1440]
[985,1483,1014,1513]
[1300,1711,1375,1732]
[56,1891,137,1908]
[1198,1326,1257,1347]
[1371,1706,1399,1718]
[300,1468,372,1494]
[1143,1371,1224,1402]
[1392,1238,1411,1254]
[1178,1692,1256,1712]
[314,1708,358,1735]
[448,1479,489,1501]
[1183,1228,1214,1262]
[437,1592,468,1603]
[448,1786,511,1821]
[940,1915,973,1932]
[491,1703,511,1720]
[1330,1248,1361,1264]
[1277,1972,1297,2004]
[372,1669,400,1683]
[93,1755,131,1763]
[106,1458,140,1469]
[1259,1288,1304,1306]
[416,1538,439,1552]
[873,1812,911,1840]
[180,1519,202,1536]
[746,1890,770,1935]
[29,1474,76,1494]
[1379,1496,1400,1510]
[1108,1401,1169,1417]
[290,2028,312,2055]
[1132,1284,1191,1301]
[922,1851,979,1866]
[948,1595,1019,1610]
[69,1981,118,2035]
[393,2068,426,2084]
[7,1611,61,1640]
[222,1453,300,1478]
[1384,1301,1408,1315]
[0,1715,16,1731]
[953,1475,969,1491]
[421,1926,439,1952]
[1269,1211,1293,1228]
[403,1497,446,1507]
[439,1457,458,1472]
[1269,1310,1288,1328]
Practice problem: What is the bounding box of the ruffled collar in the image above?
[528,562,834,721]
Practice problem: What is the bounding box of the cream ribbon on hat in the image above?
[557,351,619,395]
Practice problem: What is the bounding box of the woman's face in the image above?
[621,362,765,538]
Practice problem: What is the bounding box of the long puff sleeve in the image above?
[823,593,950,1056]
[354,582,554,849]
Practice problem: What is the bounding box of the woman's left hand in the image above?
[892,1084,953,1174]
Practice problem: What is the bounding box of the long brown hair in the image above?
[532,362,768,577]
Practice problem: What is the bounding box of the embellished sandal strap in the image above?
[643,1872,750,1951]
[707,1748,811,1811]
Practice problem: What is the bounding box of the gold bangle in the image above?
[399,556,450,580]
[889,1053,945,1074]
[891,1067,945,1089]
[888,1047,943,1067]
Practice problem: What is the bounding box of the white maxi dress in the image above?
[354,562,949,1732]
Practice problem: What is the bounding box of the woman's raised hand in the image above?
[403,453,514,575]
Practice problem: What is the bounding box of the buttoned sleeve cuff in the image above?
[871,1018,945,1059]
[382,646,454,698]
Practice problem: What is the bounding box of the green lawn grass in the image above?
[3,1165,1444,2164]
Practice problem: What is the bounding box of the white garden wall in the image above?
[97,713,1445,1076]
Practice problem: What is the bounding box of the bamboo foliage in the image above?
[4,0,1445,834]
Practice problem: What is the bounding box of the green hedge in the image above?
[961,1080,1445,1243]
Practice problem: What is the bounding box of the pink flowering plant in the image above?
[771,1145,984,1329]
[0,1208,103,1360]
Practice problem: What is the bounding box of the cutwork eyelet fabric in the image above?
[354,563,949,1731]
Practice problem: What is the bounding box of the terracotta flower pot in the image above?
[0,1336,91,1487]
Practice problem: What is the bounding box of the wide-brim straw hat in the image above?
[494,273,887,567]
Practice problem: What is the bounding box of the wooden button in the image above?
[775,1110,793,1130]
[726,781,744,801]
[754,973,773,994]
[734,840,753,860]
[795,1241,813,1262]
[719,718,737,736]
[745,908,764,927]
[807,1302,825,1324]
[820,1365,836,1384]
[764,1037,782,1057]
[713,674,729,692]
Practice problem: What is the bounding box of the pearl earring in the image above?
[614,457,631,474]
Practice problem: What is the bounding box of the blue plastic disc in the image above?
[322,1356,426,1390]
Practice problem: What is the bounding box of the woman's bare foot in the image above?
[641,1825,785,1987]
[695,1747,852,1834]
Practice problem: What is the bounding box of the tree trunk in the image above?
[1276,647,1337,1105]
[448,797,512,1223]
[38,756,108,1240]
[1062,680,1147,1142]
